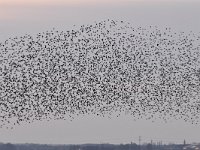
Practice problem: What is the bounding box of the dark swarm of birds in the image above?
[1,20,200,128]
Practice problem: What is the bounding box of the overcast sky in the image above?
[1,0,200,41]
[0,0,200,145]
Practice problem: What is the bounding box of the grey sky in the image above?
[1,115,200,145]
[0,0,200,145]
[1,0,200,41]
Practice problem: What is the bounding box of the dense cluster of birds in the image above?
[1,20,200,128]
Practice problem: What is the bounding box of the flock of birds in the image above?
[0,20,200,128]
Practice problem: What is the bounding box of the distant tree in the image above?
[146,144,153,150]
[3,143,16,150]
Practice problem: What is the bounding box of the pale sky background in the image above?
[0,0,200,145]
